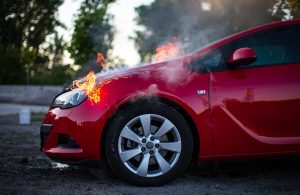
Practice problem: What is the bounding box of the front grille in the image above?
[40,124,53,150]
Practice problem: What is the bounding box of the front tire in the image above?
[105,102,193,186]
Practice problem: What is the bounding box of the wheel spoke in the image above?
[154,120,174,138]
[120,148,141,162]
[136,153,150,177]
[159,141,181,152]
[155,151,171,173]
[120,126,141,144]
[140,114,151,137]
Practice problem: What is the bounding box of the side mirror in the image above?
[228,47,257,66]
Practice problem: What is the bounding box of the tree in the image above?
[289,0,300,18]
[272,0,300,20]
[0,0,64,84]
[68,0,115,75]
[134,0,284,62]
[29,32,76,85]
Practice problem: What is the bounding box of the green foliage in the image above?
[289,0,300,18]
[0,0,65,84]
[30,64,76,85]
[0,45,23,84]
[68,0,115,75]
[29,32,76,85]
[134,0,299,62]
[272,0,300,20]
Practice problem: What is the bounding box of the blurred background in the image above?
[0,1,300,193]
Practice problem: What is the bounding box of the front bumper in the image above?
[40,124,53,150]
[40,99,110,161]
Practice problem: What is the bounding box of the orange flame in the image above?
[72,71,101,103]
[97,52,104,64]
[70,52,108,104]
[153,37,185,62]
[97,52,107,69]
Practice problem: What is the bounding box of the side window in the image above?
[232,26,300,68]
[189,49,223,72]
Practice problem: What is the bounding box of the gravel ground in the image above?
[0,114,300,195]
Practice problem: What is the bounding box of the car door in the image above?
[210,25,300,156]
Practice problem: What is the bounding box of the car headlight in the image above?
[51,88,87,109]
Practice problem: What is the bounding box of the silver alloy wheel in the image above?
[118,114,182,177]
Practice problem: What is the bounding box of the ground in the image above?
[0,114,300,195]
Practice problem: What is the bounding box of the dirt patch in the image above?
[0,114,300,194]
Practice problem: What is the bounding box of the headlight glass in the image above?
[51,88,87,109]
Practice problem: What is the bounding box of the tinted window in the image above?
[232,26,300,67]
[189,49,223,72]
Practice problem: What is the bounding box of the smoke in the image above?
[96,65,129,77]
[136,0,278,61]
[131,0,273,89]
[138,83,159,96]
[156,59,196,89]
[135,0,230,61]
[77,0,278,90]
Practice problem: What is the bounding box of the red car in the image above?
[41,20,300,186]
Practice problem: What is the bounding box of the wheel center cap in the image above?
[146,142,154,149]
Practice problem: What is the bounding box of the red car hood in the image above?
[95,57,189,83]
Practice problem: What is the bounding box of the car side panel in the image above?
[210,64,300,156]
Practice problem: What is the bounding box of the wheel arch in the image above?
[100,95,200,162]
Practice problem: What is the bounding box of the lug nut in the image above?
[155,144,159,148]
[150,137,155,141]
[149,150,154,155]
[141,147,146,152]
[142,138,147,143]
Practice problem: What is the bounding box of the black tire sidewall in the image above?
[105,102,193,186]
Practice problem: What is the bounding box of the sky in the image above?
[57,0,154,67]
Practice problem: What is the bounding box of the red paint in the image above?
[210,64,300,157]
[42,20,300,162]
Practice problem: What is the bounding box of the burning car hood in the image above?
[95,57,188,84]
